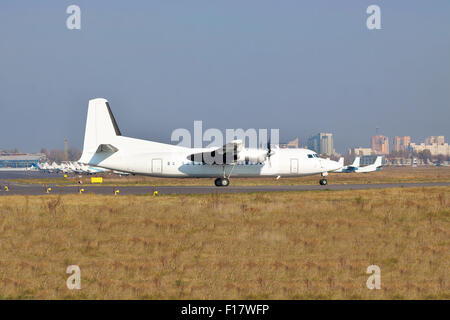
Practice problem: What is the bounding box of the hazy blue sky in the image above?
[0,0,449,153]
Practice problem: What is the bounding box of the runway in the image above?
[1,181,449,196]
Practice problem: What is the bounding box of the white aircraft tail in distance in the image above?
[333,156,360,173]
[73,162,110,175]
[79,98,342,186]
[354,156,383,173]
[34,162,57,173]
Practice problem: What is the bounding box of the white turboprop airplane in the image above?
[353,156,383,173]
[78,98,342,186]
[334,156,360,173]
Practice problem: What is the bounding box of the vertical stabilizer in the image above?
[352,156,360,168]
[79,98,121,163]
[374,156,383,167]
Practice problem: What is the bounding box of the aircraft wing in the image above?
[187,140,243,165]
[220,140,244,154]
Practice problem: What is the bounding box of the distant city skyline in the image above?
[307,133,334,156]
[1,1,449,154]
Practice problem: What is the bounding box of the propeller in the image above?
[266,138,275,166]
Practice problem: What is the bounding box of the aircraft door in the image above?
[151,159,162,174]
[290,158,298,174]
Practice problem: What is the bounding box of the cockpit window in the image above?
[308,154,313,158]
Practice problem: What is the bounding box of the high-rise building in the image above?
[392,136,411,153]
[307,133,334,156]
[371,135,389,154]
[409,136,449,156]
[287,137,299,149]
[280,138,299,149]
[307,135,320,154]
[425,136,445,145]
[349,147,374,156]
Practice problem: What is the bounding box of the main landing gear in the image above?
[214,164,235,187]
[319,171,329,186]
[214,177,230,187]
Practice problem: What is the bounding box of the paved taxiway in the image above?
[1,171,449,195]
[1,182,449,195]
[0,171,62,180]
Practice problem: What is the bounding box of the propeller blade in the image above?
[267,138,273,166]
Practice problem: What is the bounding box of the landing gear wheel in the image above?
[214,178,230,187]
[319,179,328,186]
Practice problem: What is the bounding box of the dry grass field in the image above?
[0,186,449,299]
[9,166,450,187]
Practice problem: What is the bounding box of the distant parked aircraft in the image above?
[353,156,383,173]
[334,156,360,173]
[35,161,111,175]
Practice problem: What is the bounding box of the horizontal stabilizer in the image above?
[96,144,119,154]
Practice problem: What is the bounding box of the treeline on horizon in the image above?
[39,148,82,163]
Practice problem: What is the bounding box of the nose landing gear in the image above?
[214,177,230,187]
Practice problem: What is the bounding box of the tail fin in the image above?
[338,157,344,167]
[352,156,360,168]
[374,156,383,167]
[79,98,121,163]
